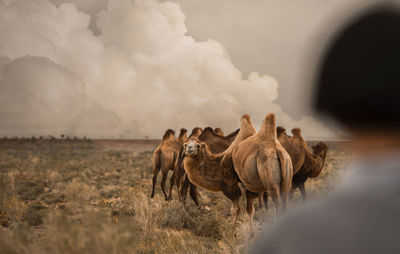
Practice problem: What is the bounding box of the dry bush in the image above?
[0,140,350,253]
[64,178,99,207]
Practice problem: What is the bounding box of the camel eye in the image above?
[196,144,200,149]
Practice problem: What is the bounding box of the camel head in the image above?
[183,138,206,157]
[310,141,329,177]
[311,142,328,160]
[189,127,202,138]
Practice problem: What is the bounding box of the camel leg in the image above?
[231,198,241,225]
[180,174,190,206]
[223,184,242,225]
[167,169,176,201]
[262,191,269,214]
[298,182,307,201]
[189,184,200,207]
[255,193,263,211]
[175,168,183,200]
[160,167,169,201]
[289,184,297,201]
[269,186,282,220]
[246,190,259,236]
[281,189,288,214]
[151,159,161,199]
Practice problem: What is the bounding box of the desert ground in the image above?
[0,138,350,254]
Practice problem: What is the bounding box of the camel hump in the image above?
[189,127,202,138]
[258,113,277,139]
[291,128,302,137]
[276,126,286,137]
[241,114,251,121]
[265,113,276,125]
[180,128,187,134]
[162,129,175,141]
[213,128,224,136]
[203,127,214,134]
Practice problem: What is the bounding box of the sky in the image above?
[0,0,390,139]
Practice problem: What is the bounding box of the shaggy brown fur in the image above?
[290,140,328,201]
[198,127,239,153]
[181,134,242,224]
[232,114,293,233]
[151,128,187,200]
[278,127,306,176]
[172,127,203,206]
[177,127,240,206]
[213,128,225,136]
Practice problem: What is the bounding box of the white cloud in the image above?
[0,0,337,139]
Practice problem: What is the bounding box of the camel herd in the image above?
[151,113,328,234]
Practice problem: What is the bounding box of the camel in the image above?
[181,115,255,224]
[170,127,203,205]
[198,127,239,153]
[290,139,328,201]
[151,128,187,200]
[232,114,293,233]
[260,127,327,210]
[256,126,302,210]
[177,127,240,205]
[213,128,225,136]
[278,127,306,176]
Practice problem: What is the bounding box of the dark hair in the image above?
[314,6,400,130]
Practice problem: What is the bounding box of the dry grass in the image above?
[0,139,350,253]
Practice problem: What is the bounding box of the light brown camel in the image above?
[213,128,225,136]
[232,114,293,233]
[177,127,240,205]
[151,128,187,200]
[181,115,255,224]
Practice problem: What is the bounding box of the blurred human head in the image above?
[314,5,400,134]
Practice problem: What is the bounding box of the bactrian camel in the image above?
[232,114,293,233]
[177,127,239,206]
[151,128,187,200]
[181,115,254,224]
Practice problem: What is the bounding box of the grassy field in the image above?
[0,138,350,254]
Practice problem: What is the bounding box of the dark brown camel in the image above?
[177,127,239,206]
[290,140,328,201]
[151,128,187,200]
[181,115,255,225]
[261,127,328,209]
[168,127,203,204]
